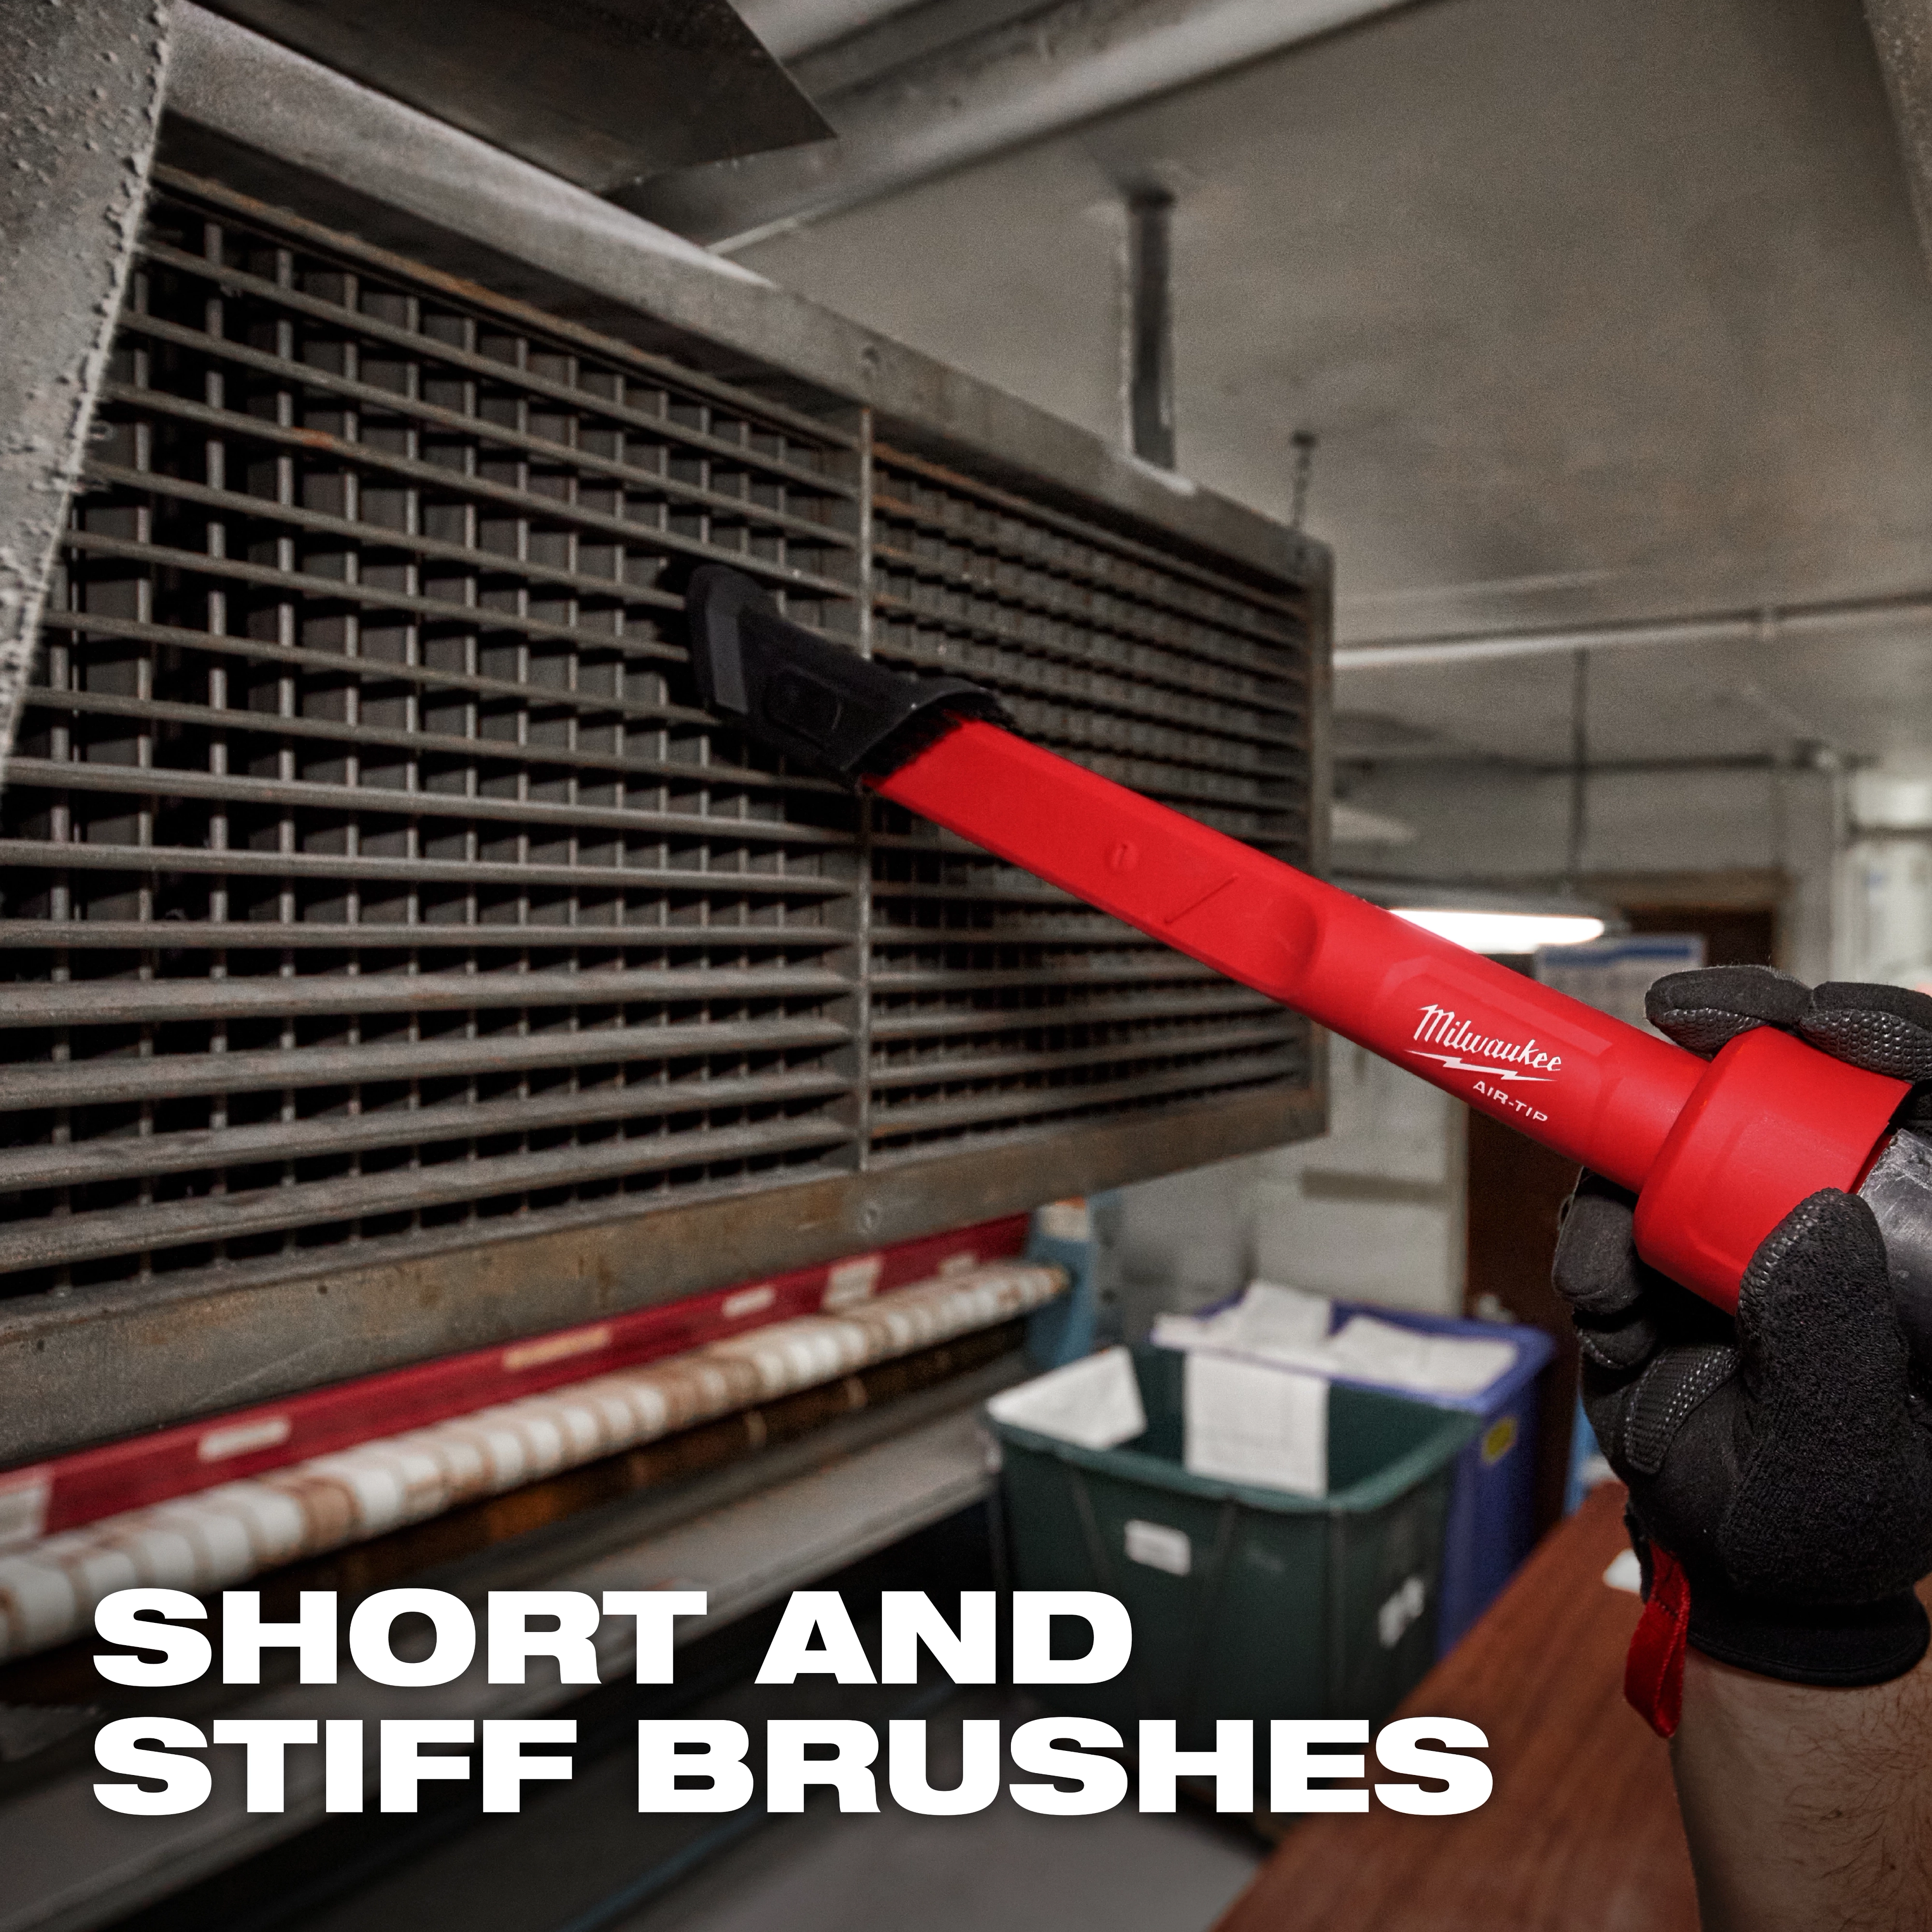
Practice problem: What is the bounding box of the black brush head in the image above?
[685,566,1009,782]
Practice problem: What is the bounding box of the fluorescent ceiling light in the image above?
[1392,909,1607,954]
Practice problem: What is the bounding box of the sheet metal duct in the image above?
[626,0,1423,249]
[777,0,1064,99]
[733,0,931,60]
[196,0,832,191]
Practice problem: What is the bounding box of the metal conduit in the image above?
[1336,591,1932,670]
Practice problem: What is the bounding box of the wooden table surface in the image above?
[1214,1482,1702,1932]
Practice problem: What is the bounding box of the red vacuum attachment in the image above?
[685,569,1932,1322]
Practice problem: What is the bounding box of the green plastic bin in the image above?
[990,1346,1480,1744]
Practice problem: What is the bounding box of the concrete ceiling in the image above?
[730,0,1932,774]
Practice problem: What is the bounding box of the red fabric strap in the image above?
[1624,1541,1690,1737]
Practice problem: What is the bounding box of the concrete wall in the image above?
[0,0,170,773]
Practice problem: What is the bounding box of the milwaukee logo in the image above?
[1408,1005,1561,1082]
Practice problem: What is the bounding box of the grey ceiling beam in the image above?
[0,0,172,779]
[1866,0,1932,270]
[627,0,1424,249]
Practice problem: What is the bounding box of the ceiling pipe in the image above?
[1124,185,1176,468]
[627,0,1422,249]
[1335,589,1932,671]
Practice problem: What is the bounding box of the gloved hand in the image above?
[1646,965,1932,1116]
[1553,967,1932,1730]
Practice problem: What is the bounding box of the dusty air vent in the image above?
[3,180,867,1308]
[865,446,1312,1162]
[0,172,1321,1459]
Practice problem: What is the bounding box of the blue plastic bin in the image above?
[1323,1304,1554,1654]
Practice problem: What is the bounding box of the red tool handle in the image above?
[874,720,1910,1311]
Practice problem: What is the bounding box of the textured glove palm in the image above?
[1555,967,1932,1688]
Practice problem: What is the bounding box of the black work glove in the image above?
[1555,967,1932,1696]
[1646,965,1932,1121]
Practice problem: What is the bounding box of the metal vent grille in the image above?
[866,447,1310,1160]
[0,175,1316,1367]
[1,184,866,1302]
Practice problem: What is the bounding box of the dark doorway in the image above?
[1622,903,1778,970]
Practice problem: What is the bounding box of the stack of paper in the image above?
[1324,1315,1516,1399]
[1151,1280,1334,1365]
[986,1345,1146,1449]
[1154,1283,1519,1401]
[1183,1351,1327,1496]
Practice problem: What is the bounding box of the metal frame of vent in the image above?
[0,14,1329,1466]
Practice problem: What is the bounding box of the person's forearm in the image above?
[1669,1635,1932,1932]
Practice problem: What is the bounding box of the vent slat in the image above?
[0,1114,857,1271]
[0,1065,855,1194]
